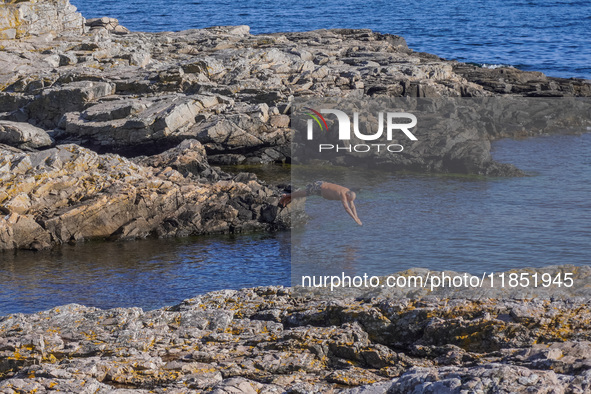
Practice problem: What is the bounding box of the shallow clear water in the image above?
[0,233,290,315]
[70,0,591,79]
[292,132,591,280]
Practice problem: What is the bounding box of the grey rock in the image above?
[0,0,85,39]
[387,364,564,393]
[2,9,589,174]
[0,120,53,149]
[28,81,116,128]
[1,277,591,392]
[0,144,286,250]
[134,139,220,180]
[0,2,589,248]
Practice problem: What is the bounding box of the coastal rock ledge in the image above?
[0,0,590,249]
[0,142,286,250]
[1,271,591,393]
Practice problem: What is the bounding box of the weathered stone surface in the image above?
[384,364,566,393]
[86,16,129,35]
[2,11,589,173]
[454,63,591,97]
[0,143,287,250]
[27,80,116,128]
[0,0,85,40]
[0,120,52,149]
[134,138,223,181]
[0,4,589,394]
[1,269,590,392]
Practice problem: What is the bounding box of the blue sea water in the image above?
[292,133,591,281]
[1,133,589,315]
[69,0,591,79]
[0,233,291,315]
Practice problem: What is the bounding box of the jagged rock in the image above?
[86,17,130,35]
[0,144,286,250]
[1,3,590,394]
[1,277,590,392]
[0,120,52,149]
[134,138,224,181]
[385,364,565,393]
[0,0,85,39]
[1,16,589,174]
[0,0,589,250]
[27,81,116,128]
[454,63,591,96]
[57,95,203,152]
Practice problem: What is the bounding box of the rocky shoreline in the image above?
[1,266,591,393]
[2,1,591,393]
[1,0,591,250]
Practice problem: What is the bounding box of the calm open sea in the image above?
[70,0,591,79]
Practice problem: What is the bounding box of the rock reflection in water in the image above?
[0,232,290,315]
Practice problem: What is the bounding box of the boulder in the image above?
[85,16,130,35]
[0,120,52,149]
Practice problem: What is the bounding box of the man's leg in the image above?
[279,189,309,207]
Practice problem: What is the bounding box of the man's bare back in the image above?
[279,181,362,226]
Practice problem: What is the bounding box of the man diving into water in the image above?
[279,181,362,226]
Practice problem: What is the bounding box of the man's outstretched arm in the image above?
[349,199,360,221]
[342,199,362,226]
